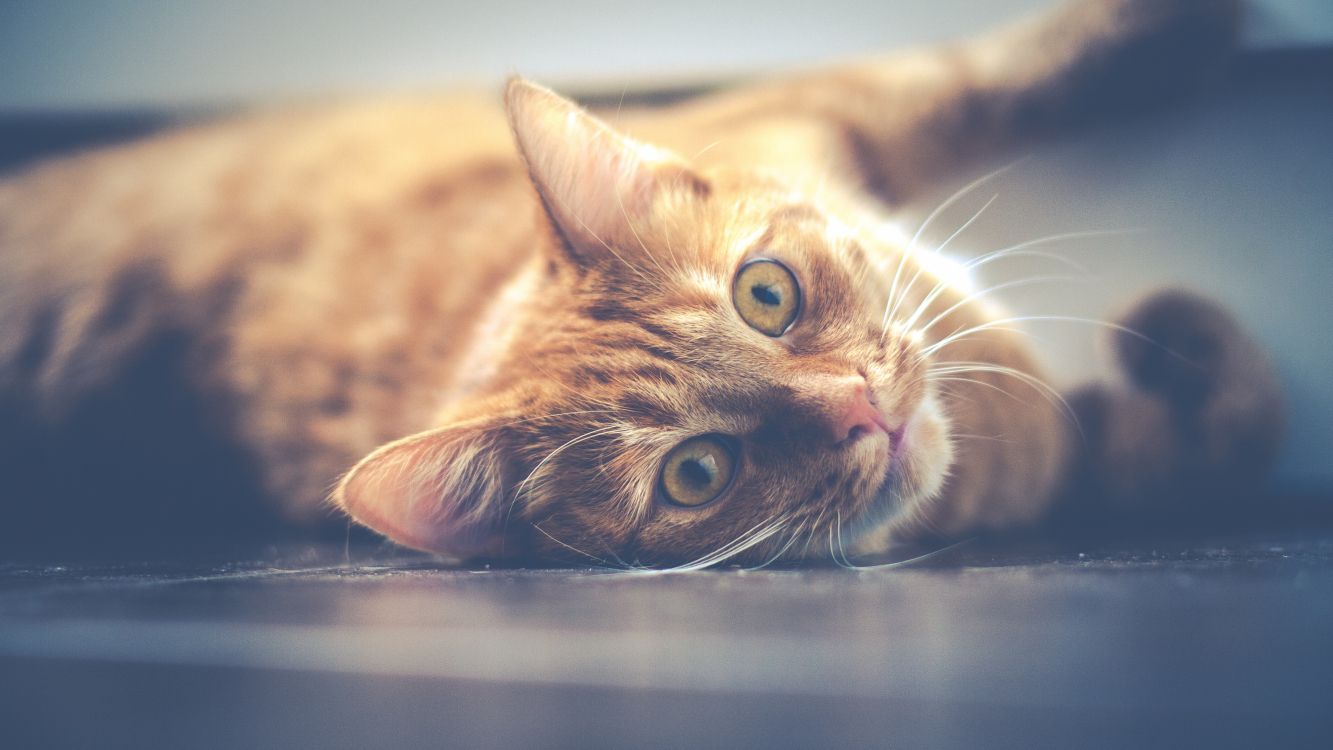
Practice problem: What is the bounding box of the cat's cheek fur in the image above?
[333,421,512,559]
[850,395,955,556]
[898,398,955,505]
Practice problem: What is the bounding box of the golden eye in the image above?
[660,435,736,507]
[733,259,800,336]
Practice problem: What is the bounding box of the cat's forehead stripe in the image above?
[769,203,826,226]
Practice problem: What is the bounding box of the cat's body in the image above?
[0,0,1281,562]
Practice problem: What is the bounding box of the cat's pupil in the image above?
[751,284,781,307]
[679,456,716,488]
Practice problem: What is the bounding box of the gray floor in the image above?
[3,530,1331,749]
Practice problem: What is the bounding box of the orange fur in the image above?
[0,0,1278,563]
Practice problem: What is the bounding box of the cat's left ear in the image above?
[333,415,520,560]
[505,77,707,265]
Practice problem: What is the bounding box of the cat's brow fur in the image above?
[0,0,1280,563]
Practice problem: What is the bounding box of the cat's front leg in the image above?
[1061,289,1284,519]
[698,0,1240,205]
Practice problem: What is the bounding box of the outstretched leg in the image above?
[1061,289,1284,520]
[668,0,1239,204]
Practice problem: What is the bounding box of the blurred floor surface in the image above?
[2,531,1331,749]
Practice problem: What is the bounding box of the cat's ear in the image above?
[505,77,707,264]
[333,416,518,559]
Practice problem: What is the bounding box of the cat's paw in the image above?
[1109,288,1284,477]
[1055,0,1240,113]
[1100,0,1240,59]
[1059,289,1283,519]
[1111,289,1238,405]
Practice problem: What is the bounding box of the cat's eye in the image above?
[660,435,737,507]
[733,259,801,336]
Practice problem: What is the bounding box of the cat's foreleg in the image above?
[731,0,1239,204]
[1059,289,1284,519]
[883,0,1236,200]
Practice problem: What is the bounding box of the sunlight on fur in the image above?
[0,0,1282,567]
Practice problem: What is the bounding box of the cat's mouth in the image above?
[887,421,910,463]
[837,398,948,553]
[843,410,918,527]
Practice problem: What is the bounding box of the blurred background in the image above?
[0,0,1328,107]
[0,0,1330,486]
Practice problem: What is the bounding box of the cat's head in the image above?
[334,79,953,565]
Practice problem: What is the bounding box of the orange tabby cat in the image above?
[0,0,1281,563]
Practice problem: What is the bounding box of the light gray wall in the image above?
[0,0,1328,109]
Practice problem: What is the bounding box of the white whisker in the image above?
[570,209,660,289]
[840,537,976,571]
[928,366,1081,435]
[613,186,670,279]
[899,228,1141,322]
[692,139,724,160]
[745,523,804,571]
[504,425,620,536]
[634,517,791,574]
[934,193,998,257]
[885,192,999,328]
[920,314,1172,359]
[907,159,1021,251]
[908,274,1080,335]
[532,523,619,569]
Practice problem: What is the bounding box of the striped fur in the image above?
[1,0,1278,563]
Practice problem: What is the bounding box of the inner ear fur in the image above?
[333,415,522,559]
[503,76,708,266]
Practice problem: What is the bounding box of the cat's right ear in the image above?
[333,416,518,559]
[504,77,707,266]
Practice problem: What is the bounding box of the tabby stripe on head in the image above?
[583,300,636,322]
[635,320,677,344]
[581,302,681,349]
[617,393,677,427]
[570,366,613,386]
[625,364,679,386]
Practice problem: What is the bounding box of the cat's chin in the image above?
[844,396,954,557]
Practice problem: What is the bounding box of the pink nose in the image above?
[828,376,890,445]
